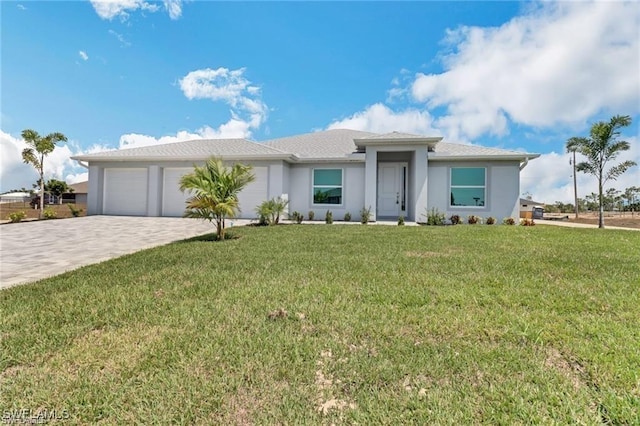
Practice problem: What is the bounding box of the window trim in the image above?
[449,167,487,209]
[312,168,344,206]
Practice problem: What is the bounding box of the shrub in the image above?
[520,218,536,226]
[502,217,516,225]
[486,216,496,225]
[9,211,26,223]
[467,215,480,225]
[325,210,333,224]
[421,208,445,225]
[308,211,315,221]
[344,212,351,222]
[290,211,304,224]
[398,215,405,226]
[67,204,84,217]
[450,214,462,225]
[43,207,57,220]
[255,197,289,226]
[360,206,372,224]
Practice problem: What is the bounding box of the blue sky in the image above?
[1,1,638,202]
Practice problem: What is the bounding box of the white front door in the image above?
[377,163,408,218]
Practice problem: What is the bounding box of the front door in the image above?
[377,163,408,218]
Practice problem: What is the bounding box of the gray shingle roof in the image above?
[263,129,376,158]
[72,138,290,161]
[430,142,533,159]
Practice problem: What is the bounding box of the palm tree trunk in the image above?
[572,151,579,219]
[39,164,44,220]
[598,179,604,229]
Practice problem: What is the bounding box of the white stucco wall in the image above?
[427,161,520,222]
[289,163,365,221]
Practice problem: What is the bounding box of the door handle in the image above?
[396,192,399,204]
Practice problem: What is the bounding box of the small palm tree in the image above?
[21,129,68,219]
[179,157,255,240]
[567,115,636,228]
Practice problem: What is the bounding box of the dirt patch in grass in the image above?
[544,347,588,390]
[567,213,640,229]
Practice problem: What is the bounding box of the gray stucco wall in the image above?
[427,160,521,222]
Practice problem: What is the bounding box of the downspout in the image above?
[519,157,529,171]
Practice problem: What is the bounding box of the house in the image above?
[0,191,33,204]
[71,129,539,222]
[62,181,88,205]
[519,198,545,219]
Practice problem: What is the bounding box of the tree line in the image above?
[542,186,640,214]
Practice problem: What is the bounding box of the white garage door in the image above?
[162,168,192,217]
[103,168,148,216]
[162,166,268,219]
[237,167,268,218]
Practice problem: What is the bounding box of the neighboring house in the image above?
[71,129,539,222]
[0,191,32,204]
[62,181,88,205]
[519,198,545,219]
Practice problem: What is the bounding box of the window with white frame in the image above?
[450,167,486,207]
[313,169,342,205]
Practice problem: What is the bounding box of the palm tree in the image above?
[567,115,636,228]
[179,157,255,241]
[21,129,68,218]
[565,138,580,218]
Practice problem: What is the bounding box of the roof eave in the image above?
[70,154,296,162]
[429,153,540,161]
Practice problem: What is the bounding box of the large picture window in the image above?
[450,167,486,207]
[313,169,342,205]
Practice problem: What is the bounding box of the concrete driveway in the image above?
[0,216,244,290]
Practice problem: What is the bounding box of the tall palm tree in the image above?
[21,129,68,219]
[179,157,255,241]
[567,115,636,228]
[565,138,580,218]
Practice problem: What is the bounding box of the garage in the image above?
[103,168,148,216]
[161,166,268,219]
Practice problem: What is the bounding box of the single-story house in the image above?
[0,191,33,204]
[519,197,545,219]
[71,129,539,222]
[62,181,88,205]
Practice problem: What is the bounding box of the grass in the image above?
[1,225,639,424]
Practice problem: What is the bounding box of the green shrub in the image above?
[421,208,445,225]
[360,206,372,224]
[449,214,462,225]
[9,211,26,223]
[520,218,536,226]
[486,216,496,225]
[308,211,315,221]
[255,197,289,226]
[67,204,84,217]
[290,211,304,224]
[502,217,516,225]
[398,215,405,226]
[344,212,351,222]
[467,215,480,225]
[43,207,57,220]
[325,210,333,224]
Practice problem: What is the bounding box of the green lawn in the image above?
[2,225,639,424]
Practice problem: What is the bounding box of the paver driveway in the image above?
[0,216,238,290]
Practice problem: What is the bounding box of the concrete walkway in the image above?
[0,216,250,290]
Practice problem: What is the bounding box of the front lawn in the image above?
[1,225,638,424]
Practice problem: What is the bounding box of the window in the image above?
[450,167,486,207]
[313,169,342,205]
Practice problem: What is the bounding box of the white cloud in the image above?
[411,1,640,140]
[79,51,89,61]
[521,136,639,204]
[16,4,26,10]
[179,67,268,132]
[108,30,132,47]
[327,103,440,136]
[90,0,182,20]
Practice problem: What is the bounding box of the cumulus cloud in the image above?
[90,0,183,21]
[79,51,89,61]
[521,136,639,203]
[327,103,440,136]
[179,67,268,133]
[411,1,640,140]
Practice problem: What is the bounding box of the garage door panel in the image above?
[104,168,148,216]
[162,168,192,217]
[237,167,268,218]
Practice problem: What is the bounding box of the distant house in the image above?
[519,198,545,219]
[72,129,539,222]
[62,181,88,205]
[0,191,32,204]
